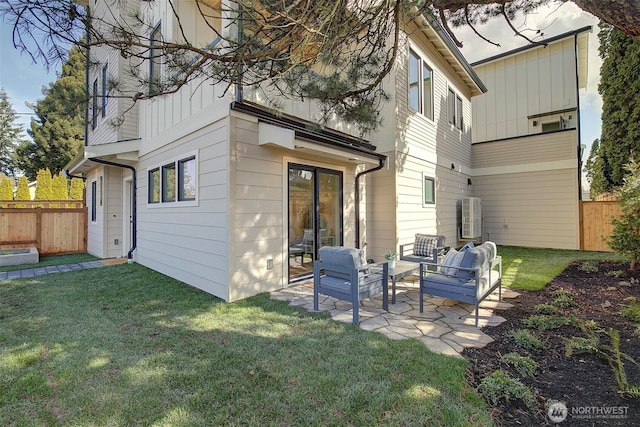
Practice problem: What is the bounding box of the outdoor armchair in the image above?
[313,246,389,324]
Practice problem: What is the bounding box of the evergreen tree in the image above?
[609,161,640,270]
[52,171,69,200]
[0,87,26,176]
[15,46,85,180]
[585,23,640,196]
[15,176,31,206]
[0,176,13,202]
[585,139,612,198]
[35,168,53,200]
[69,177,84,200]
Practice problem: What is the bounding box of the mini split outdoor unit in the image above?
[461,197,482,239]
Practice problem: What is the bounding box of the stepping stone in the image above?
[417,336,462,359]
[415,321,452,338]
[387,325,423,339]
[359,316,389,331]
[377,327,408,340]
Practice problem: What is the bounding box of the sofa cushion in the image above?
[318,246,367,279]
[414,234,437,257]
[457,242,496,280]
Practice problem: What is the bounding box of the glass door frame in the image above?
[288,163,343,282]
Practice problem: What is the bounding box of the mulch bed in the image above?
[464,260,640,425]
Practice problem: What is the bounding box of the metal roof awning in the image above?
[66,139,140,175]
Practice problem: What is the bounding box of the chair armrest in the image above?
[399,243,413,258]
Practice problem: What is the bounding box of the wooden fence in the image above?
[580,200,622,252]
[0,202,87,255]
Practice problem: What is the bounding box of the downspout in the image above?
[88,158,137,260]
[355,157,386,249]
[574,32,583,201]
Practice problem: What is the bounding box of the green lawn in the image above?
[1,263,492,426]
[499,246,622,291]
[1,247,620,425]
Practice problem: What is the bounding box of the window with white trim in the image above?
[102,63,108,118]
[91,180,97,221]
[148,154,197,205]
[448,87,464,130]
[149,23,162,95]
[423,174,435,205]
[92,78,98,130]
[408,49,433,120]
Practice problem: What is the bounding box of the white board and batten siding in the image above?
[85,166,123,259]
[471,130,580,249]
[472,38,579,143]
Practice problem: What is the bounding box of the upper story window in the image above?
[101,63,108,118]
[149,23,162,95]
[448,87,463,130]
[148,153,198,205]
[408,49,433,120]
[92,78,98,130]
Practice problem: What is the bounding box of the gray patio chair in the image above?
[313,246,389,324]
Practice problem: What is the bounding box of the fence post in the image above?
[35,207,42,253]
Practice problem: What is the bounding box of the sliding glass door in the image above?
[288,164,343,281]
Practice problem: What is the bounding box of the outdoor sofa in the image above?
[419,241,501,326]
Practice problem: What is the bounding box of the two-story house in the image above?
[470,26,591,250]
[67,1,487,302]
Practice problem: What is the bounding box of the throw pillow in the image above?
[414,234,437,257]
[441,249,462,276]
[459,241,475,252]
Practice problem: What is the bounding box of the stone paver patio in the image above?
[271,276,520,358]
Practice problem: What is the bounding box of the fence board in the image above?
[0,207,87,254]
[580,201,622,252]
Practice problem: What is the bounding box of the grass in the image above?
[0,253,98,273]
[0,263,492,426]
[499,246,622,291]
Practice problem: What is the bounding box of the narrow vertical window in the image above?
[162,163,176,202]
[149,24,162,95]
[148,168,160,203]
[91,181,97,221]
[447,88,456,126]
[423,175,435,205]
[408,49,421,112]
[102,64,108,118]
[456,95,463,130]
[422,63,433,120]
[178,156,196,201]
[92,78,98,129]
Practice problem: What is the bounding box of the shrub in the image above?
[608,160,640,270]
[502,352,539,378]
[478,370,537,409]
[606,270,625,278]
[579,261,599,272]
[619,299,640,322]
[533,304,560,315]
[523,315,572,331]
[552,289,576,308]
[511,329,544,351]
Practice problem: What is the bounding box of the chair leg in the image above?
[419,290,424,313]
[475,302,479,327]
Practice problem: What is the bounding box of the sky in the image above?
[0,22,61,133]
[1,2,601,158]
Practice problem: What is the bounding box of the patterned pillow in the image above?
[414,234,437,257]
[441,249,464,276]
